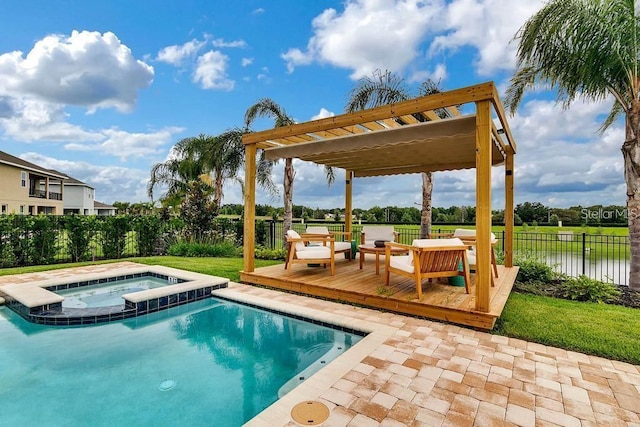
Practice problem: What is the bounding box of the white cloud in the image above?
[64,126,184,161]
[311,108,335,120]
[282,0,444,78]
[0,30,154,113]
[0,97,103,142]
[20,153,151,203]
[252,8,265,15]
[241,57,254,67]
[156,39,207,65]
[429,0,544,76]
[193,51,235,90]
[409,63,447,84]
[211,38,247,48]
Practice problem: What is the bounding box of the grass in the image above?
[2,256,639,364]
[494,293,640,364]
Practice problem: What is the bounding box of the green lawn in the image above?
[2,256,638,364]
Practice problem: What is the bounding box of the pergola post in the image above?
[475,100,492,312]
[345,170,353,236]
[504,149,514,267]
[243,143,256,273]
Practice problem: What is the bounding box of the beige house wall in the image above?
[0,164,64,214]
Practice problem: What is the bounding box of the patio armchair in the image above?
[303,226,353,260]
[384,238,470,300]
[452,228,499,286]
[361,225,399,245]
[284,229,336,276]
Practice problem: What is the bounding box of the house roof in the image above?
[0,150,68,179]
[243,81,516,178]
[94,201,115,209]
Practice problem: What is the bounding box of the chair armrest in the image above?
[287,235,335,243]
[384,241,413,250]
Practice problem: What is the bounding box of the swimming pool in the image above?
[0,296,363,426]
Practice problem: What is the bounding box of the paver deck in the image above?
[1,262,639,426]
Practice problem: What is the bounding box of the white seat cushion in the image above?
[467,250,476,266]
[412,238,464,247]
[362,226,396,244]
[390,255,414,273]
[295,246,331,260]
[286,229,305,252]
[453,228,497,244]
[306,226,330,235]
[334,241,351,252]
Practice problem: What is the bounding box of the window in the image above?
[20,171,26,188]
[1,204,6,215]
[19,205,24,214]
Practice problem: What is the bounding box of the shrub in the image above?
[100,216,130,259]
[514,252,556,283]
[134,215,164,256]
[556,275,621,304]
[254,246,286,260]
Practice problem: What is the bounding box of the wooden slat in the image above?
[423,110,441,121]
[398,114,420,124]
[360,121,386,131]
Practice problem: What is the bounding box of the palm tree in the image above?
[244,99,335,244]
[346,70,444,238]
[147,152,211,207]
[505,0,640,290]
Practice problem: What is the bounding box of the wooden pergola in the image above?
[242,81,516,314]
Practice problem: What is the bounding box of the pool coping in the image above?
[213,283,399,427]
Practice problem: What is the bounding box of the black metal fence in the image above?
[263,221,631,286]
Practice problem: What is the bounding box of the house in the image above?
[59,175,95,215]
[0,150,65,215]
[94,201,117,216]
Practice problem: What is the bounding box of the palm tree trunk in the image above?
[623,104,640,290]
[282,158,294,246]
[213,171,224,216]
[420,172,433,239]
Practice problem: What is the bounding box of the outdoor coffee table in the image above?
[358,243,408,275]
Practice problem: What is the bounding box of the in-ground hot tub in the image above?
[0,265,228,326]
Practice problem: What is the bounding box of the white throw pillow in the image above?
[286,230,305,252]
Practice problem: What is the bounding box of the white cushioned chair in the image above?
[384,238,470,300]
[452,228,499,286]
[284,229,335,275]
[304,226,353,260]
[361,225,399,245]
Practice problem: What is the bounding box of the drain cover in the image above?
[158,379,176,391]
[290,401,329,425]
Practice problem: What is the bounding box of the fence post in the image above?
[582,232,586,275]
[270,220,276,249]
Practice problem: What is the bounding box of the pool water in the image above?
[0,297,362,426]
[57,276,170,308]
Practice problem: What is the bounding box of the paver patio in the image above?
[1,263,639,426]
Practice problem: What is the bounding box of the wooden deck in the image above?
[241,254,518,330]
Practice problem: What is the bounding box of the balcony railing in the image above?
[28,189,46,199]
[28,190,62,200]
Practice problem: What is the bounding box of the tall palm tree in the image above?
[505,0,640,290]
[346,69,444,238]
[245,99,295,243]
[244,99,336,244]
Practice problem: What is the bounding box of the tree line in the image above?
[214,201,627,226]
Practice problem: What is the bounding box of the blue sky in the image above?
[0,0,625,210]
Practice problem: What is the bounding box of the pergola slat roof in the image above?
[263,115,506,177]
